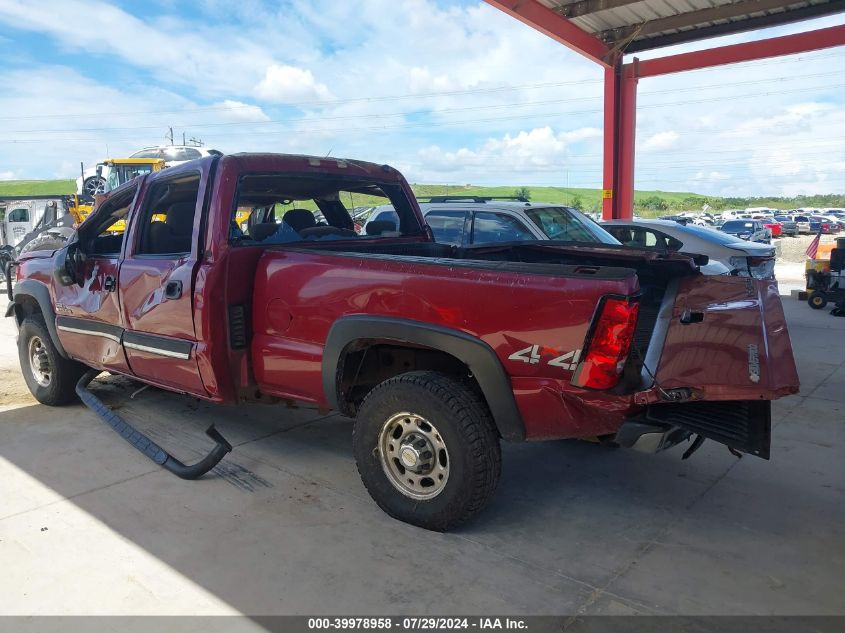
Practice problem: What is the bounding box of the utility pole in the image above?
[166,127,174,145]
[182,132,186,145]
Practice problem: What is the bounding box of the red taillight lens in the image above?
[572,297,640,390]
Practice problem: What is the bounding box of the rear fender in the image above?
[323,316,525,441]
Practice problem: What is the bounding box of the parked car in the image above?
[719,219,772,243]
[366,197,619,247]
[826,211,845,231]
[773,215,799,237]
[8,153,799,531]
[373,200,728,275]
[750,217,782,238]
[603,220,776,279]
[810,216,840,234]
[129,145,223,166]
[789,214,812,234]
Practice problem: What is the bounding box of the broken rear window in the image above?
[230,173,422,245]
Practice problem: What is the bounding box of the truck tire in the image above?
[18,315,88,405]
[807,291,828,310]
[17,232,70,257]
[83,176,105,196]
[353,371,501,531]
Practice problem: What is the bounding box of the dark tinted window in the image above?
[721,221,756,231]
[130,149,163,159]
[425,210,468,246]
[372,209,399,226]
[524,206,617,244]
[8,208,28,222]
[609,226,681,250]
[472,212,536,244]
[170,148,202,161]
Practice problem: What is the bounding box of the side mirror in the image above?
[54,242,84,287]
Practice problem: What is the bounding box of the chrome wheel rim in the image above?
[378,412,450,500]
[28,336,51,387]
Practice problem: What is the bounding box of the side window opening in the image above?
[85,188,137,256]
[136,174,201,256]
[229,174,420,245]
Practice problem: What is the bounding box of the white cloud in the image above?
[211,100,270,122]
[640,131,680,152]
[0,170,17,180]
[412,126,602,183]
[254,65,333,105]
[693,171,731,182]
[1,0,845,198]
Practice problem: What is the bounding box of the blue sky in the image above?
[1,0,845,197]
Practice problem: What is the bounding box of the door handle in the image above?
[104,275,116,292]
[165,280,182,299]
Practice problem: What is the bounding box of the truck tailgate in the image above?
[653,275,799,400]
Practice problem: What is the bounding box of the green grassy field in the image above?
[0,179,699,211]
[410,183,702,212]
[2,178,839,216]
[0,180,76,196]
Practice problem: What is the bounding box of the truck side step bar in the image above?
[76,370,232,479]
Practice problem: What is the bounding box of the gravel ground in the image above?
[777,233,839,263]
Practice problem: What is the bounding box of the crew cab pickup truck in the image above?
[8,153,800,531]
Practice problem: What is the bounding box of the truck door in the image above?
[54,186,138,373]
[117,170,207,396]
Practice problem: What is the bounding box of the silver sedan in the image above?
[603,219,776,278]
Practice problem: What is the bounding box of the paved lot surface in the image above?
[0,281,843,616]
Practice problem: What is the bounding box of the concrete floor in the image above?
[0,287,843,616]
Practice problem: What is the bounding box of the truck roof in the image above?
[223,153,404,181]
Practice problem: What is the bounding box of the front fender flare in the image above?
[323,316,525,442]
[10,279,69,359]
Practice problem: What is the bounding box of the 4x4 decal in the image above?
[508,345,581,371]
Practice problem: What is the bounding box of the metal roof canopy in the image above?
[485,0,845,219]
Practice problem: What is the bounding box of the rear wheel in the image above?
[18,315,87,405]
[353,371,501,531]
[808,291,828,310]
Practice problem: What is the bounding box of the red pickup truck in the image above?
[7,153,799,531]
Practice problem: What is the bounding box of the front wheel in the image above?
[353,371,501,531]
[18,316,88,405]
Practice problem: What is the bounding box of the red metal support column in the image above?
[602,59,638,220]
[601,64,619,220]
[617,62,638,219]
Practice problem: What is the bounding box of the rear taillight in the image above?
[572,297,640,390]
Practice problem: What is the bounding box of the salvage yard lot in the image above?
[0,281,843,616]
